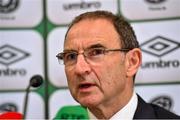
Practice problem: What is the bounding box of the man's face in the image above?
[64,19,130,107]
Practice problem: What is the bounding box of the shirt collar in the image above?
[87,92,138,120]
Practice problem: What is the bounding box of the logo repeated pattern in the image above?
[0,44,30,66]
[0,0,19,13]
[121,0,180,21]
[141,36,180,57]
[150,95,173,111]
[47,0,118,25]
[0,102,18,113]
[0,0,43,28]
[132,20,180,83]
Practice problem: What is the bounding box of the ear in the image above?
[125,48,142,77]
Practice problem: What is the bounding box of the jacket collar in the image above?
[133,94,156,119]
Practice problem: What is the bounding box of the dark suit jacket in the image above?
[133,95,180,119]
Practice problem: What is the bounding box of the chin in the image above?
[78,97,100,108]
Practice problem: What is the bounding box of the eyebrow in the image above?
[63,49,77,53]
[63,43,105,52]
[87,43,105,49]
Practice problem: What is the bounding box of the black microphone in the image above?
[23,75,43,119]
[30,75,43,87]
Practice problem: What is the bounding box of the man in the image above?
[56,10,180,119]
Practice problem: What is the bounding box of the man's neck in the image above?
[88,90,134,119]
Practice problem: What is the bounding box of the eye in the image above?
[87,48,105,57]
[64,52,77,61]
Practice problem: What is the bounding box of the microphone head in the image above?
[0,112,23,119]
[30,75,43,87]
[54,105,89,119]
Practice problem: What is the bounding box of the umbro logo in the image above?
[0,0,19,13]
[140,36,180,69]
[144,0,166,4]
[0,44,30,66]
[140,36,180,58]
[63,1,101,11]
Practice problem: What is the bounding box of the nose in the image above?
[74,54,91,75]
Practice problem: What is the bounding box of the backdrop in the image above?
[0,0,180,119]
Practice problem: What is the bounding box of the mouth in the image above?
[78,83,96,91]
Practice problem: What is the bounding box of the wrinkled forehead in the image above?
[64,19,121,50]
[65,17,113,41]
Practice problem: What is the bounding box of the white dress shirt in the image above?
[88,92,138,120]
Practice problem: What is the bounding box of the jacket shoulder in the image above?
[151,104,180,119]
[134,95,180,119]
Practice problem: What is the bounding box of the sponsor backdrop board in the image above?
[46,0,118,25]
[133,20,180,84]
[0,30,44,90]
[120,0,180,21]
[0,0,179,118]
[0,0,43,28]
[47,27,67,87]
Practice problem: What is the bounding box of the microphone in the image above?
[0,112,23,119]
[23,75,43,119]
[54,105,89,119]
[30,75,43,87]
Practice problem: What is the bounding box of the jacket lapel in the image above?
[133,95,156,119]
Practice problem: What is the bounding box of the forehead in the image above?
[64,18,121,50]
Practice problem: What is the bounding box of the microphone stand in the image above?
[23,84,31,119]
[22,75,43,119]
